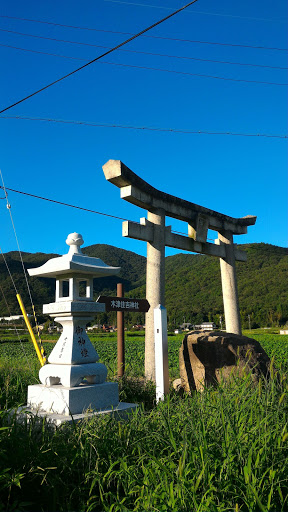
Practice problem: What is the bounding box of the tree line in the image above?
[0,242,287,329]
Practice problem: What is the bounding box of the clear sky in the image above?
[0,0,287,258]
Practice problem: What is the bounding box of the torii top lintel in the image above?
[103,160,256,235]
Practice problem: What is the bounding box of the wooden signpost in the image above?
[97,294,150,313]
[97,287,150,377]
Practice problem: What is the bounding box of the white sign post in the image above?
[154,304,169,402]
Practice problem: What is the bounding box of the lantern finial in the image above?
[66,232,84,254]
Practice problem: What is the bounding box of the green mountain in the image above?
[163,244,288,328]
[0,243,287,328]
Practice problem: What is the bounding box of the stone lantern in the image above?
[26,232,136,422]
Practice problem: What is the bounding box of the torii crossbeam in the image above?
[103,160,256,381]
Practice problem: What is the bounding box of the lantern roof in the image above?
[28,232,121,279]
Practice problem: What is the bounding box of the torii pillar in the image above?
[103,160,256,381]
[145,208,166,379]
[217,230,241,334]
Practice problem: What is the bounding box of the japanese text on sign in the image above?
[97,295,150,312]
[110,300,139,310]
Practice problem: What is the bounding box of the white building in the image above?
[194,322,216,331]
[0,315,28,322]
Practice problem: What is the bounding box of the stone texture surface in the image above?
[145,208,165,381]
[43,302,105,315]
[217,231,241,335]
[172,378,184,396]
[39,362,107,387]
[20,232,138,426]
[179,331,271,392]
[28,232,120,279]
[14,403,138,426]
[47,316,99,365]
[28,382,119,416]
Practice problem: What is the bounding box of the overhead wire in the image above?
[0,170,47,364]
[0,16,288,52]
[1,37,287,70]
[0,246,18,295]
[95,60,288,86]
[0,276,36,376]
[102,0,287,23]
[0,43,84,61]
[0,184,134,222]
[0,242,46,370]
[0,184,216,241]
[1,116,287,139]
[0,8,285,234]
[1,170,33,303]
[0,0,200,114]
[1,44,286,85]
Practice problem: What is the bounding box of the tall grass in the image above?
[0,369,287,511]
[1,334,288,511]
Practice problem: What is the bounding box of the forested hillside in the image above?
[163,243,288,328]
[0,243,287,328]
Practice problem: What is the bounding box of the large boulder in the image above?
[179,331,271,392]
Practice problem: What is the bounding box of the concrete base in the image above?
[13,402,138,426]
[28,382,119,416]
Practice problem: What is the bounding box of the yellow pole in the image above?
[16,293,45,366]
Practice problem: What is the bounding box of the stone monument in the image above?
[179,331,271,392]
[24,232,137,424]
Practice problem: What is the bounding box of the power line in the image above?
[0,43,84,61]
[0,185,133,222]
[102,0,287,23]
[91,60,288,85]
[0,27,112,46]
[1,42,286,85]
[1,5,286,24]
[0,0,199,114]
[1,35,287,70]
[0,169,47,363]
[0,184,215,241]
[1,115,287,138]
[0,278,36,375]
[0,246,18,294]
[0,18,287,51]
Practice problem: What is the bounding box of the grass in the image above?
[0,332,288,511]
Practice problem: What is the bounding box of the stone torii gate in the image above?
[103,160,256,381]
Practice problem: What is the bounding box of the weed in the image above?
[0,333,287,511]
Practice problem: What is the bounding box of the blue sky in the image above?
[0,0,287,258]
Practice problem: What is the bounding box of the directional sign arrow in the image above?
[96,296,150,313]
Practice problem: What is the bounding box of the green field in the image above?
[0,332,288,511]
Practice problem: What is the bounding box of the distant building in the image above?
[0,315,28,322]
[102,324,115,332]
[194,322,216,331]
[180,322,193,331]
[132,324,144,330]
[87,324,101,331]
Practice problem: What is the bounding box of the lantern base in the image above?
[28,382,119,416]
[39,362,107,387]
[13,402,138,427]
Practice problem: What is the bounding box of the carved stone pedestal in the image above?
[39,362,107,387]
[28,382,119,416]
